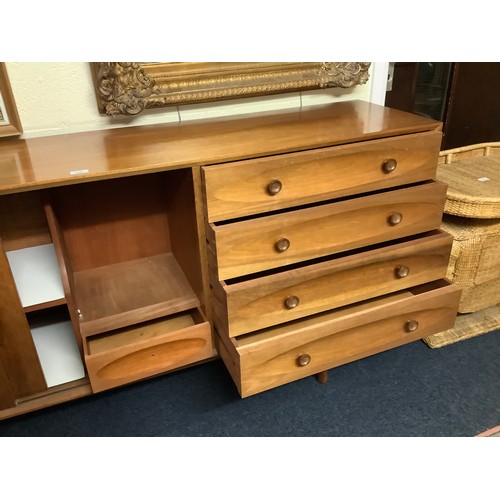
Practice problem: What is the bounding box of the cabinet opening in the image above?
[7,244,66,312]
[48,171,204,336]
[0,191,67,312]
[27,306,86,388]
[0,191,52,251]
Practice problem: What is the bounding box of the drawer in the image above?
[207,180,448,280]
[212,230,453,337]
[202,131,442,222]
[217,280,461,397]
[83,308,215,393]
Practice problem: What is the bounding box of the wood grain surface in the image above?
[213,231,453,337]
[0,101,440,195]
[220,280,461,397]
[0,242,47,400]
[208,181,447,280]
[84,309,214,392]
[202,130,442,221]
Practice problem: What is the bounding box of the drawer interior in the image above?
[221,229,448,285]
[217,278,460,397]
[211,229,453,338]
[210,179,437,227]
[83,308,213,392]
[234,278,456,347]
[85,308,206,356]
[207,180,448,281]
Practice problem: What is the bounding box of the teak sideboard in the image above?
[0,100,460,419]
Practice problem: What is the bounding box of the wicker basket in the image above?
[438,142,500,165]
[424,143,500,347]
[423,304,500,348]
[437,142,500,312]
[437,142,500,219]
[442,216,500,313]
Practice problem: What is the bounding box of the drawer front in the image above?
[214,231,453,337]
[202,131,442,222]
[84,309,214,393]
[219,280,461,397]
[208,181,447,280]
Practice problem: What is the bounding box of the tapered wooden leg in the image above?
[315,370,329,384]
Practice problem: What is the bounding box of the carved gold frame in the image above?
[91,62,371,116]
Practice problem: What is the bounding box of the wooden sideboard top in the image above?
[0,100,441,194]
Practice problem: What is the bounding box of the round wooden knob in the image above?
[297,354,311,367]
[267,179,282,196]
[285,295,300,309]
[405,320,419,333]
[383,159,398,173]
[275,238,290,252]
[388,212,403,226]
[395,265,410,278]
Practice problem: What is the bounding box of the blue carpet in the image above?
[1,330,499,437]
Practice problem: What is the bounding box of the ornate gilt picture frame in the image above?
[0,63,23,138]
[91,62,371,116]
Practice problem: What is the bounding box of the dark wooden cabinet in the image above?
[385,62,500,150]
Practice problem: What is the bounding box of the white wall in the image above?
[5,62,388,139]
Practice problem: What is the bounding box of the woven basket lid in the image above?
[437,155,500,218]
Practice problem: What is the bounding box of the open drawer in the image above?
[84,308,214,393]
[206,180,448,280]
[212,230,453,337]
[217,279,461,398]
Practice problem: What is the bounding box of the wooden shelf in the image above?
[74,252,200,337]
[6,244,65,311]
[30,317,86,388]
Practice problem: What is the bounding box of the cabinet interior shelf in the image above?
[74,252,200,337]
[6,243,66,311]
[30,317,86,388]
